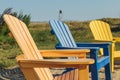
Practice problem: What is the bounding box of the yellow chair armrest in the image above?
[17,58,94,68]
[94,40,116,43]
[17,49,90,60]
[40,49,90,57]
[113,37,120,42]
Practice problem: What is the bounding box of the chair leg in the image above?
[90,49,99,80]
[111,43,115,72]
[90,65,99,80]
[20,68,40,80]
[111,52,114,72]
[105,63,112,80]
[78,65,89,80]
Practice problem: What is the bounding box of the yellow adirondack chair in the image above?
[3,14,94,80]
[89,20,120,72]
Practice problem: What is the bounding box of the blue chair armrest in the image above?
[76,42,111,48]
[56,42,110,56]
[56,45,100,55]
[56,45,99,50]
[76,42,111,56]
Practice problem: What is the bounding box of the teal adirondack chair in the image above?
[49,20,112,80]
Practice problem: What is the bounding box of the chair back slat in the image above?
[89,20,113,41]
[49,20,77,47]
[3,14,53,80]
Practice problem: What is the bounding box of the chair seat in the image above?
[97,56,110,70]
[54,69,78,80]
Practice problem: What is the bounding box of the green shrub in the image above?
[0,8,31,45]
[11,11,31,27]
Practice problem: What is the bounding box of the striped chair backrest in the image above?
[49,20,77,48]
[3,14,53,80]
[89,20,113,41]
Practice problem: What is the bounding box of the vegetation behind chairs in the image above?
[0,8,31,69]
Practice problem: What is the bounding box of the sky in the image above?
[1,0,120,22]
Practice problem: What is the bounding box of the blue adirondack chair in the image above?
[49,20,112,80]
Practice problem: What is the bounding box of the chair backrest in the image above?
[89,20,113,41]
[3,14,53,80]
[49,20,77,47]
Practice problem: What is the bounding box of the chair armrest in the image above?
[40,49,89,57]
[94,40,116,43]
[56,45,100,51]
[113,37,120,42]
[76,42,111,56]
[55,46,101,57]
[17,49,90,59]
[76,42,111,48]
[17,58,94,68]
[56,42,110,56]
